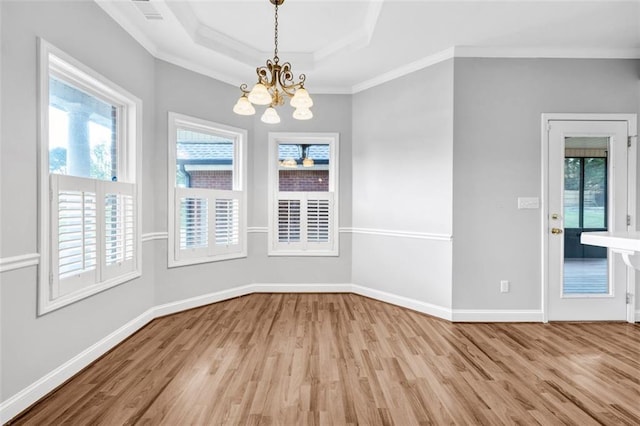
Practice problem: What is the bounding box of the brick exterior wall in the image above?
[188,169,329,191]
[279,170,329,192]
[189,170,233,190]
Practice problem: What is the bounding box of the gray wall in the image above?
[0,1,156,400]
[248,92,353,286]
[152,61,352,305]
[351,60,454,308]
[152,60,253,304]
[452,58,640,310]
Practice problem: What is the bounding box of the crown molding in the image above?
[94,0,159,58]
[351,47,456,94]
[350,45,640,94]
[454,45,640,60]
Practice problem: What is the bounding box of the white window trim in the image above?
[268,132,340,256]
[167,112,248,267]
[37,39,142,315]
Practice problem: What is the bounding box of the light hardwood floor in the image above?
[8,293,640,425]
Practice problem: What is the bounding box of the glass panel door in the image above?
[547,119,628,321]
[562,137,609,296]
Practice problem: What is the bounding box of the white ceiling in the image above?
[96,0,640,94]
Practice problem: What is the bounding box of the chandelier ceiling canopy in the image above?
[233,0,313,124]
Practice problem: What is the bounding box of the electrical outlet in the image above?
[500,280,510,293]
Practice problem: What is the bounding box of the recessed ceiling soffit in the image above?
[165,0,383,72]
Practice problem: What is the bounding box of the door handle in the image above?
[551,228,563,235]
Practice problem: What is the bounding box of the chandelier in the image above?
[232,0,313,124]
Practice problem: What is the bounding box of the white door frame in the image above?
[541,113,637,323]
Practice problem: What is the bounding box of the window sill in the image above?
[38,270,141,316]
[267,250,339,257]
[168,252,247,268]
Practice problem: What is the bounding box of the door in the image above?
[547,120,628,321]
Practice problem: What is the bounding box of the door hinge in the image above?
[627,215,632,226]
[626,292,633,305]
[629,135,637,148]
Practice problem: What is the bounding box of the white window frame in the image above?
[167,112,247,267]
[38,39,142,315]
[268,132,340,256]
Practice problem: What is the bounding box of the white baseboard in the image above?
[0,308,155,424]
[253,283,354,293]
[152,285,255,318]
[0,282,542,423]
[452,309,544,322]
[351,284,453,321]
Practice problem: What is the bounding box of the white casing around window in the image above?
[167,112,248,267]
[38,39,142,315]
[267,132,339,257]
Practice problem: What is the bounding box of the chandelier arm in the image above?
[239,83,250,95]
[280,83,303,98]
[277,63,305,97]
[256,66,272,88]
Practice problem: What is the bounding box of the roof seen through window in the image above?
[278,144,329,160]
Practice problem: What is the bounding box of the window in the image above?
[268,133,339,256]
[38,40,142,314]
[564,157,607,229]
[168,113,247,267]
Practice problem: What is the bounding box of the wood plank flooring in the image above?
[8,293,640,425]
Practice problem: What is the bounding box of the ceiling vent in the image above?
[132,0,163,21]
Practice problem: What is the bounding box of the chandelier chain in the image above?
[274,3,279,63]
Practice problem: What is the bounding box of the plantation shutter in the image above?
[307,198,330,243]
[175,188,243,260]
[274,192,334,252]
[175,188,212,259]
[278,198,302,245]
[51,175,98,298]
[214,195,242,255]
[51,175,137,298]
[102,181,136,281]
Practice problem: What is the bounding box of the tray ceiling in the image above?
[96,0,640,93]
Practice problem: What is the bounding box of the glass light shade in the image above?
[232,96,256,116]
[248,83,272,105]
[290,88,313,108]
[282,158,297,168]
[293,107,313,121]
[261,107,281,124]
[302,157,314,167]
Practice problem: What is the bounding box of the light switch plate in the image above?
[518,197,539,209]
